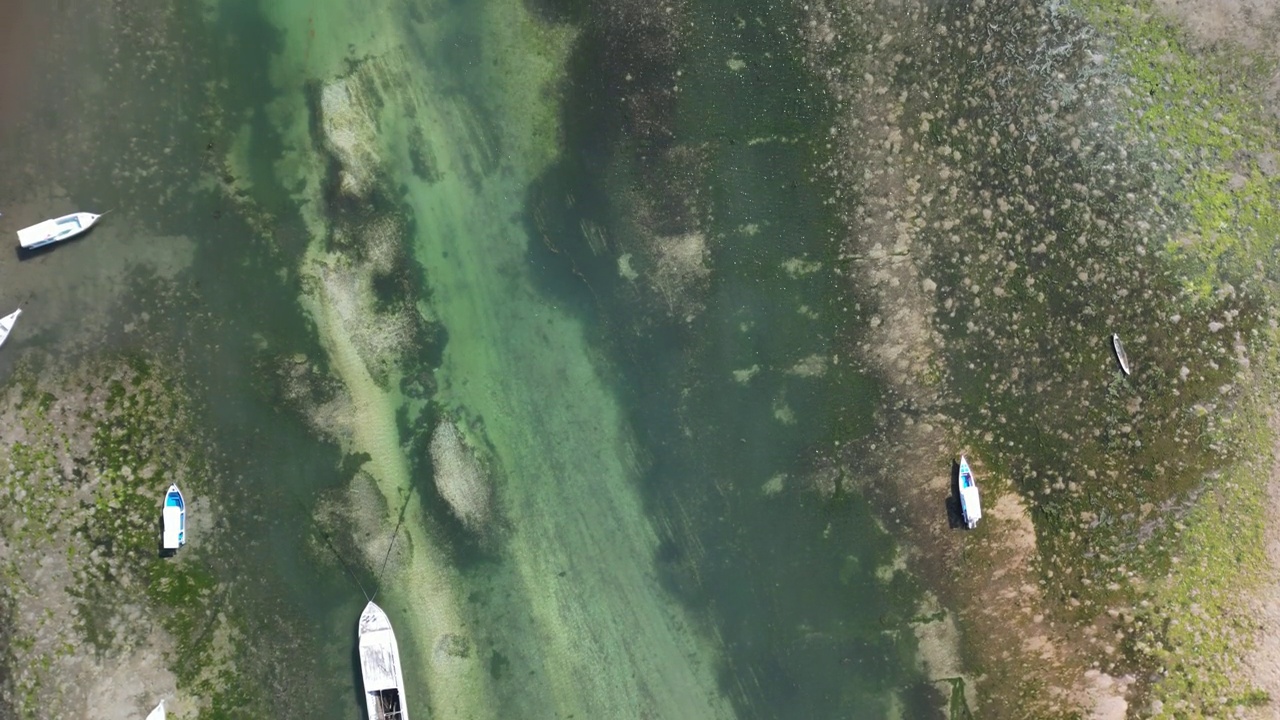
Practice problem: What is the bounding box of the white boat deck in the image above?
[359,632,399,690]
[1111,333,1131,375]
[162,484,184,550]
[16,212,102,249]
[958,456,982,529]
[359,601,408,720]
[162,505,183,549]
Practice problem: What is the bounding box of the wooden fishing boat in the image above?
[1111,333,1131,376]
[162,484,185,551]
[0,309,21,348]
[359,601,408,720]
[958,455,982,530]
[17,211,104,249]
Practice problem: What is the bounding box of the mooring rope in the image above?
[308,514,373,602]
[369,507,406,604]
[300,484,411,605]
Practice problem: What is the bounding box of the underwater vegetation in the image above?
[0,352,333,718]
[795,0,1280,714]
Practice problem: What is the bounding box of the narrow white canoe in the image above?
[958,455,982,530]
[1111,333,1131,376]
[359,601,408,720]
[162,484,185,551]
[145,701,165,720]
[17,211,104,249]
[0,309,20,348]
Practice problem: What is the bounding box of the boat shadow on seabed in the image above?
[350,636,367,718]
[157,537,176,559]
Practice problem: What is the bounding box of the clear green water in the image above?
[0,0,937,716]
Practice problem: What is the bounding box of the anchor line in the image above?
[297,483,411,604]
[370,485,414,603]
[300,498,372,602]
[369,510,404,604]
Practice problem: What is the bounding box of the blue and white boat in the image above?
[958,455,982,529]
[16,211,104,249]
[162,484,186,551]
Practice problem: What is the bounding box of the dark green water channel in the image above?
[510,0,938,715]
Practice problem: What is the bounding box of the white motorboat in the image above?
[958,455,982,530]
[145,701,165,720]
[162,484,185,551]
[359,601,408,720]
[17,211,104,249]
[1111,333,1131,376]
[0,309,20,348]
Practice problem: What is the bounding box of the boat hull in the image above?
[162,484,185,550]
[17,212,102,249]
[958,456,982,529]
[1111,333,1131,375]
[359,601,408,720]
[0,309,21,348]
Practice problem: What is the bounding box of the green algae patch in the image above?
[1080,0,1280,300]
[0,352,318,718]
[1066,1,1280,712]
[0,357,194,715]
[77,358,256,714]
[1117,394,1274,716]
[799,0,1280,713]
[939,676,976,720]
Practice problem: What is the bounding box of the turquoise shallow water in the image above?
[0,0,938,716]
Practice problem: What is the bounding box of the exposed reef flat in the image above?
[0,352,328,717]
[801,0,1280,715]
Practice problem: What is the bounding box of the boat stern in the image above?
[960,488,982,529]
[16,221,56,249]
[162,507,183,550]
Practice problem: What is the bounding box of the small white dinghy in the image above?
[359,601,408,720]
[145,700,165,720]
[958,455,982,530]
[162,484,185,551]
[0,309,21,348]
[17,211,104,249]
[1111,333,1131,376]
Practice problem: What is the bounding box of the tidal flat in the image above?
[796,0,1280,715]
[3,0,1280,717]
